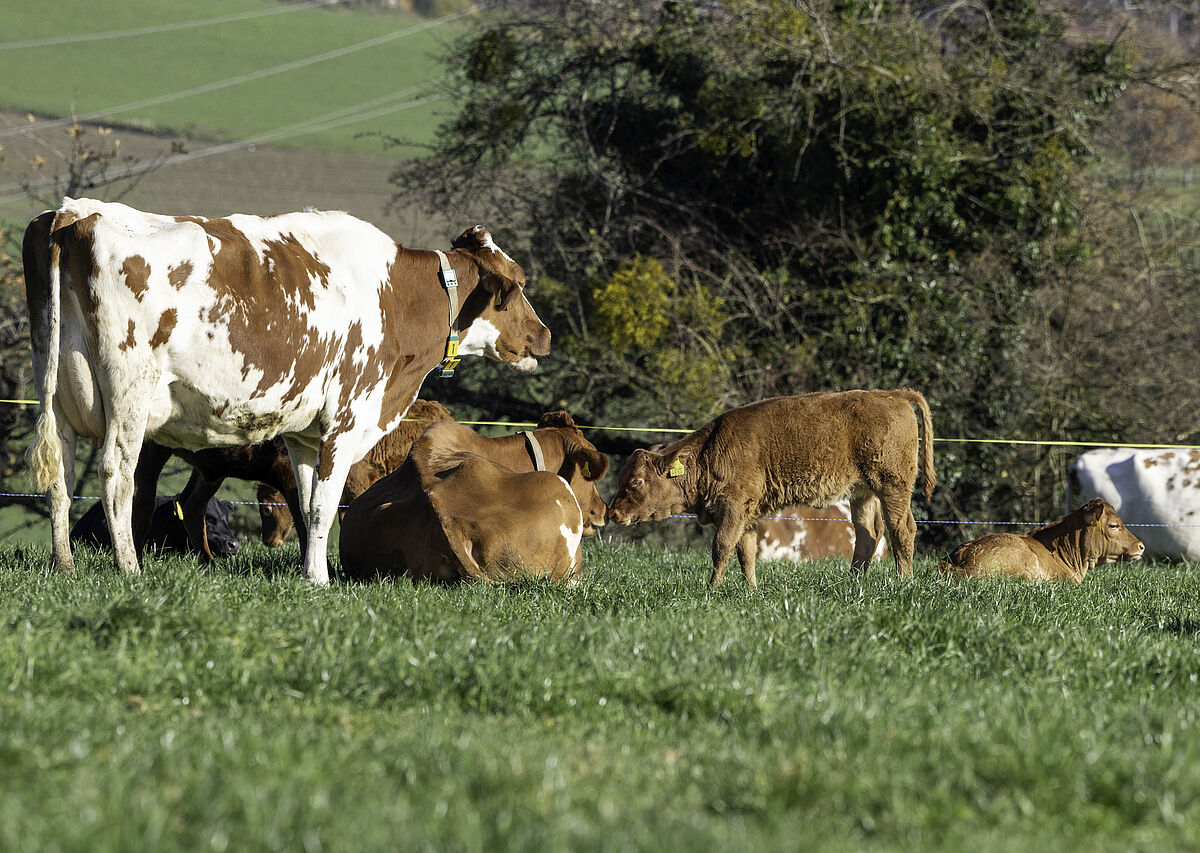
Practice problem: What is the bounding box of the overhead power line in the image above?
[0,3,485,140]
[0,0,340,51]
[0,83,447,205]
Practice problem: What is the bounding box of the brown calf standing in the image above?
[607,389,936,587]
[256,399,454,547]
[937,498,1144,583]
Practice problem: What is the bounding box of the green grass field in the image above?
[2,542,1198,851]
[0,0,465,154]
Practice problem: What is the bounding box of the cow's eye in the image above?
[630,478,644,489]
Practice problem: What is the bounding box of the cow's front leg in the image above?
[298,438,356,586]
[735,528,759,589]
[132,441,173,556]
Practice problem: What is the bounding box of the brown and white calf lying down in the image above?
[756,501,889,563]
[938,498,1144,583]
[607,388,936,587]
[339,411,608,583]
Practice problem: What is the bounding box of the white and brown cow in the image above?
[1068,447,1200,560]
[339,411,608,582]
[607,389,936,587]
[23,198,550,584]
[756,501,889,563]
[938,498,1144,583]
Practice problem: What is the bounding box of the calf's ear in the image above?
[662,447,693,479]
[1080,498,1105,525]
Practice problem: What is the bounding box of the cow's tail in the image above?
[902,389,937,502]
[29,215,67,495]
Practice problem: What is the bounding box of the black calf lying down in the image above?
[72,495,239,558]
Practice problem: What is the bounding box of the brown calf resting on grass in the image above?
[938,498,1144,583]
[606,389,936,587]
[339,411,609,583]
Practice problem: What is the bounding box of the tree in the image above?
[393,0,1200,545]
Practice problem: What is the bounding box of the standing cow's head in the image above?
[1078,498,1145,564]
[607,445,696,525]
[454,226,551,371]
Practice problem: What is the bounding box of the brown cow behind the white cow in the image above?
[339,411,608,582]
[937,498,1144,583]
[252,398,454,548]
[607,389,936,587]
[756,501,889,563]
[23,199,550,584]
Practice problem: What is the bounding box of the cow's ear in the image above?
[452,225,525,298]
[1080,499,1105,525]
[571,446,609,482]
[538,410,576,429]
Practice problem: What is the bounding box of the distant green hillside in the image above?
[0,0,469,154]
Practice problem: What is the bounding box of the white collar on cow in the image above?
[521,430,547,472]
[435,250,461,378]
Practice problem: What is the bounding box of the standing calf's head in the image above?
[607,446,694,525]
[1079,498,1145,564]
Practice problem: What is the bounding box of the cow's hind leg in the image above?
[735,527,760,590]
[877,484,917,578]
[100,413,149,575]
[710,504,750,587]
[849,492,886,573]
[46,410,78,573]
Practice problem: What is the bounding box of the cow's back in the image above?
[1070,447,1200,560]
[702,391,922,512]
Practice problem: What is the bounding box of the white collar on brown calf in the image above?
[435,250,461,378]
[522,430,547,471]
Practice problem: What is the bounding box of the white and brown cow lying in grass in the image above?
[607,389,936,587]
[756,501,889,563]
[339,412,608,583]
[937,498,1144,583]
[23,199,549,584]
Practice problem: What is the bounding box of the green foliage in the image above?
[3,544,1200,850]
[590,255,674,354]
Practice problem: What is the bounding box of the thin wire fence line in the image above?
[0,492,1195,530]
[2,399,1197,452]
[0,1,341,51]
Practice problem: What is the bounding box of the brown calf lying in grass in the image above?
[606,388,936,587]
[938,498,1145,583]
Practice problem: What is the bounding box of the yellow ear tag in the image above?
[494,291,503,309]
[174,500,185,521]
[581,462,591,479]
[1095,518,1103,532]
[667,459,686,478]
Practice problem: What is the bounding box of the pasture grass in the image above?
[0,0,463,154]
[1,542,1199,851]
